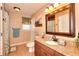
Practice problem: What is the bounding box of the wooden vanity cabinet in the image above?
[54,51,64,56]
[35,40,64,56]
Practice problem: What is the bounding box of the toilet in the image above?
[27,42,34,52]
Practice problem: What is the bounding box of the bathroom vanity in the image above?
[35,36,79,56]
[35,40,64,56]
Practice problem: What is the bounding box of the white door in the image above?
[0,3,3,55]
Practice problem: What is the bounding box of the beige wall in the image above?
[32,3,79,42]
[9,11,31,45]
[31,9,46,36]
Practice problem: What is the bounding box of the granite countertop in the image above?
[35,36,79,56]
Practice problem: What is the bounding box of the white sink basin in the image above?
[45,41,58,45]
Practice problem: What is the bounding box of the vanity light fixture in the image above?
[13,7,20,12]
[45,3,60,13]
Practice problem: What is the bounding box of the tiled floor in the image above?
[9,44,34,56]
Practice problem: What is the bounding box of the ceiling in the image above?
[4,3,47,17]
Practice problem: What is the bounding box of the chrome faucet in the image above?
[52,35,58,41]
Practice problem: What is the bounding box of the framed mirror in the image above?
[46,3,75,37]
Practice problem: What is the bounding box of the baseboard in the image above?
[0,52,3,56]
[10,42,26,47]
[10,46,17,52]
[0,54,2,56]
[0,49,3,56]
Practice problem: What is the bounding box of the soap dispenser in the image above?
[41,32,45,38]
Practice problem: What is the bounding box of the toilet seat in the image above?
[27,42,34,47]
[27,42,34,52]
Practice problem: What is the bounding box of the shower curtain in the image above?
[3,10,10,55]
[0,3,3,55]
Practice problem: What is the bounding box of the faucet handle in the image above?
[52,35,56,39]
[49,37,53,41]
[52,35,58,41]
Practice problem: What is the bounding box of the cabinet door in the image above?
[54,51,64,56]
[35,41,43,56]
[35,40,64,56]
[43,46,55,56]
[35,41,55,56]
[39,42,55,56]
[35,42,40,56]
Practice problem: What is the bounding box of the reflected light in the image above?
[45,7,49,13]
[53,3,59,7]
[49,5,53,11]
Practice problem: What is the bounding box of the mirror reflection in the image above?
[56,9,69,33]
[47,9,70,33]
[47,16,55,32]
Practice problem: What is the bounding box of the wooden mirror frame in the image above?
[46,3,75,37]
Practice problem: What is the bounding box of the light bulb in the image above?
[15,8,20,11]
[54,3,59,7]
[49,5,53,11]
[45,7,49,13]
